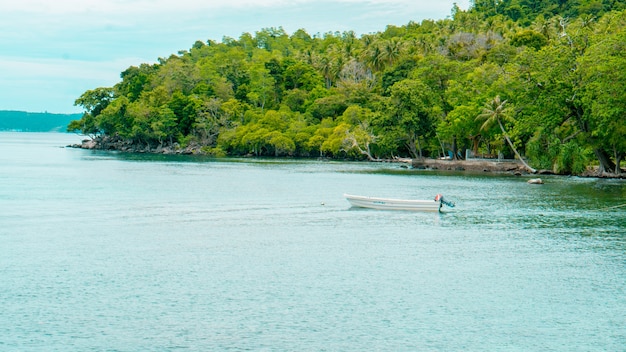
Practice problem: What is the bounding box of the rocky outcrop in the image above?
[411,158,526,174]
[69,135,204,155]
[580,167,625,179]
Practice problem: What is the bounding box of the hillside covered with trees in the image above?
[1,110,82,132]
[69,0,626,175]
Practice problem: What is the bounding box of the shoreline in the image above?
[69,136,624,179]
[410,158,624,179]
[411,158,526,174]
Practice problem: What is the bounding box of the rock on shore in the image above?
[411,158,526,174]
[69,135,203,155]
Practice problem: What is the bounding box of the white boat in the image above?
[344,193,454,212]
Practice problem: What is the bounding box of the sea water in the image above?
[1,132,624,351]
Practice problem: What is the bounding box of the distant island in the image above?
[0,110,82,132]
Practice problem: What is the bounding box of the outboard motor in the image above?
[435,194,455,208]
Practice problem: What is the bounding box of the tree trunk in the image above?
[406,137,418,159]
[472,136,480,155]
[452,135,460,160]
[568,102,617,175]
[499,120,536,173]
[614,147,623,174]
[346,133,378,161]
[595,148,616,174]
[416,136,423,159]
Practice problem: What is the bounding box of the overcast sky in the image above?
[0,0,470,113]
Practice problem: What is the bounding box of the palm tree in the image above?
[381,38,404,67]
[362,44,384,72]
[477,95,537,173]
[315,55,334,89]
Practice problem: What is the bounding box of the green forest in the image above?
[69,0,626,175]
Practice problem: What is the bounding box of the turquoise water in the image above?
[1,132,625,351]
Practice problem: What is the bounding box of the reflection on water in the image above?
[1,132,624,351]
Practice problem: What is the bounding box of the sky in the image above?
[0,0,470,114]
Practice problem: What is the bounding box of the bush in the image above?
[556,141,590,175]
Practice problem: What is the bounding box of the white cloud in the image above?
[4,0,467,19]
[1,0,469,41]
[0,0,470,112]
[4,0,297,15]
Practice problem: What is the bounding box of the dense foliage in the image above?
[69,0,626,175]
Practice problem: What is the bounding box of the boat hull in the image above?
[344,194,442,212]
